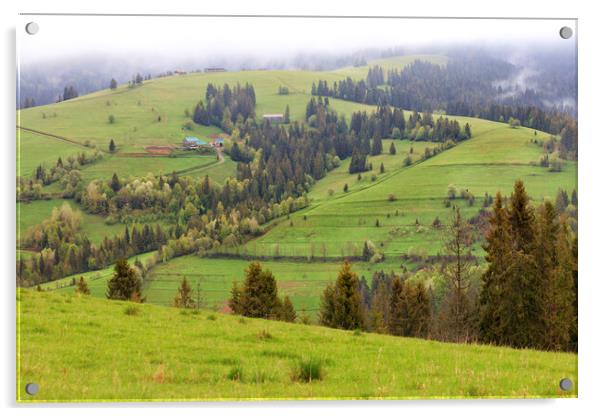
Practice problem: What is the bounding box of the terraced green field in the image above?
[243,120,576,258]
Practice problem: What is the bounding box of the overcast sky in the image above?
[17,15,576,65]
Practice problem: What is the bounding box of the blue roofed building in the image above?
[182,136,207,149]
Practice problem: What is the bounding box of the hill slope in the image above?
[244,118,576,259]
[18,289,576,402]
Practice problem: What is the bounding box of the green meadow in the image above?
[17,130,88,178]
[18,289,577,402]
[44,255,409,316]
[240,121,576,259]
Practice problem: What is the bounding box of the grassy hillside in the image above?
[42,255,414,317]
[18,289,577,402]
[21,55,576,316]
[17,55,446,153]
[242,119,576,259]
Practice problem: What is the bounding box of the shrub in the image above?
[387,193,397,202]
[207,314,217,321]
[291,357,324,383]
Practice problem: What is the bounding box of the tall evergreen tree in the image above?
[371,134,383,156]
[389,141,397,155]
[320,261,363,330]
[479,192,513,344]
[388,276,411,336]
[439,207,476,342]
[234,262,280,319]
[284,105,290,123]
[110,173,121,192]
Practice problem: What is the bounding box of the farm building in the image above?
[204,67,226,73]
[182,136,208,149]
[263,114,284,124]
[213,137,225,147]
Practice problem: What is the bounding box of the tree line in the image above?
[17,203,171,286]
[192,83,256,133]
[312,59,577,158]
[220,181,577,352]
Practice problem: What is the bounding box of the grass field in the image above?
[18,56,442,219]
[39,251,158,295]
[17,130,89,178]
[17,55,445,154]
[78,153,219,183]
[18,289,577,402]
[44,255,409,316]
[241,120,576,259]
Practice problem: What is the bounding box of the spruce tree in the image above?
[75,277,90,295]
[284,105,290,123]
[109,139,116,153]
[279,296,297,322]
[228,282,243,314]
[542,213,576,350]
[505,180,544,348]
[508,180,535,248]
[320,261,363,330]
[412,282,431,338]
[319,283,336,327]
[333,261,364,329]
[389,141,396,155]
[237,262,280,319]
[173,277,195,308]
[388,276,410,336]
[106,259,143,301]
[371,134,383,156]
[479,192,513,344]
[110,173,121,192]
[439,207,475,342]
[370,279,390,333]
